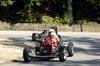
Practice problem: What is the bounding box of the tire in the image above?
[67,42,74,57]
[32,33,36,41]
[58,47,67,62]
[32,33,39,41]
[23,47,32,62]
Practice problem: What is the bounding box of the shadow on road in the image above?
[0,36,100,65]
[11,59,100,66]
[69,59,100,65]
[1,36,100,56]
[1,35,100,55]
[0,36,32,48]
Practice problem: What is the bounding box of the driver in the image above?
[48,29,59,45]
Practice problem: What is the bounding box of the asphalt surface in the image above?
[0,31,100,66]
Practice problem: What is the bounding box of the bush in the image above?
[52,16,62,24]
[76,19,89,25]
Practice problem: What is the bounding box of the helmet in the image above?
[49,29,56,36]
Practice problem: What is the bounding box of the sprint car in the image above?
[23,26,74,62]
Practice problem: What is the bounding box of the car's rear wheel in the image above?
[67,42,74,57]
[58,47,67,62]
[23,47,32,62]
[32,33,36,41]
[32,33,40,41]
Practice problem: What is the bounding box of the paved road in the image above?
[0,31,100,66]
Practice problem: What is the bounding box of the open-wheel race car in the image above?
[23,26,74,62]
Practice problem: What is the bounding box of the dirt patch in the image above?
[0,44,23,64]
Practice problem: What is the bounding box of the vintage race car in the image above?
[23,26,74,62]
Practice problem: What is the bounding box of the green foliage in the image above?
[41,15,53,24]
[25,0,43,7]
[77,19,89,25]
[63,12,69,24]
[97,17,100,22]
[52,12,69,24]
[0,0,14,7]
[87,0,100,6]
[25,0,43,23]
[0,0,100,24]
[48,13,69,24]
[52,16,62,24]
[25,16,34,23]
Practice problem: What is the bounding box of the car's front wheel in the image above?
[23,47,32,62]
[58,47,67,62]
